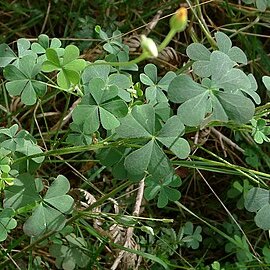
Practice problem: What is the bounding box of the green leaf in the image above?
[108,73,133,101]
[88,78,118,104]
[245,187,270,230]
[157,116,190,159]
[66,123,92,146]
[144,173,181,208]
[42,46,86,89]
[23,203,67,236]
[177,92,210,126]
[116,104,154,138]
[217,92,255,124]
[215,31,232,53]
[210,51,236,81]
[227,46,247,65]
[49,234,90,270]
[0,208,17,242]
[0,44,17,67]
[82,62,110,84]
[102,99,128,118]
[57,69,80,89]
[17,38,34,58]
[23,175,74,236]
[186,43,211,61]
[124,140,172,179]
[63,45,80,65]
[4,174,40,209]
[31,34,62,55]
[99,106,120,130]
[182,221,202,249]
[144,64,158,82]
[140,64,175,102]
[72,79,127,134]
[168,72,256,126]
[168,75,206,103]
[45,48,61,67]
[4,55,47,105]
[44,175,73,213]
[214,68,251,92]
[263,76,270,91]
[72,105,99,133]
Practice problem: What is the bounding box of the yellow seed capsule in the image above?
[170,7,188,33]
[141,35,158,58]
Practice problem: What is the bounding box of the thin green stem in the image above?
[158,28,177,52]
[186,0,217,49]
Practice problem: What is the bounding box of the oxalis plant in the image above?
[0,5,270,269]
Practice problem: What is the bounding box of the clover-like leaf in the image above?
[72,77,128,133]
[49,234,90,270]
[0,124,44,164]
[245,187,270,230]
[116,104,190,178]
[0,208,17,242]
[0,44,17,67]
[140,64,176,102]
[144,173,182,208]
[4,54,47,105]
[97,147,131,180]
[116,104,155,138]
[4,173,41,209]
[168,74,256,126]
[42,45,86,89]
[82,62,111,85]
[66,123,93,146]
[108,73,133,102]
[124,139,172,179]
[23,175,74,236]
[0,38,38,68]
[31,34,62,54]
[157,115,190,159]
[181,221,202,249]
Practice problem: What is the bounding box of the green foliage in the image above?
[4,54,47,105]
[225,235,253,263]
[95,26,138,71]
[42,45,86,90]
[71,74,128,134]
[0,149,15,190]
[4,174,73,236]
[245,187,270,230]
[144,173,182,208]
[227,179,253,209]
[140,63,176,103]
[179,221,203,249]
[115,104,190,180]
[242,0,270,11]
[169,32,260,127]
[263,76,270,91]
[0,208,17,242]
[0,5,269,268]
[31,34,62,55]
[49,233,90,270]
[251,118,270,144]
[156,221,202,256]
[0,124,44,173]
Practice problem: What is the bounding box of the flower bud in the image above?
[170,7,188,33]
[141,35,158,58]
